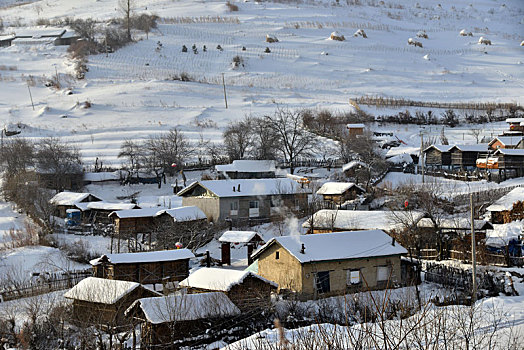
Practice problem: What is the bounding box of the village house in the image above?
[0,34,15,47]
[302,209,424,234]
[125,292,240,347]
[6,27,79,47]
[215,160,277,179]
[80,202,139,225]
[505,117,524,135]
[49,191,103,218]
[423,145,453,170]
[179,267,277,311]
[449,144,489,170]
[218,230,265,265]
[492,149,524,179]
[489,136,524,150]
[486,187,524,224]
[316,182,366,207]
[177,178,310,224]
[251,230,407,299]
[64,277,160,330]
[90,249,195,285]
[83,171,122,185]
[108,206,207,241]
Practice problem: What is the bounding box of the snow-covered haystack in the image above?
[329,31,345,41]
[265,34,279,43]
[520,40,524,46]
[478,36,492,45]
[408,38,423,48]
[416,30,428,39]
[423,54,430,60]
[460,29,473,36]
[353,29,367,38]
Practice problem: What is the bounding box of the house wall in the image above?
[105,260,190,284]
[181,197,220,222]
[257,243,304,293]
[113,216,156,236]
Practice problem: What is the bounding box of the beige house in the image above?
[177,178,310,224]
[251,230,407,300]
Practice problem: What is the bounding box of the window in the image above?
[230,201,238,216]
[275,251,280,260]
[377,266,390,282]
[347,270,361,285]
[249,200,259,217]
[315,271,330,294]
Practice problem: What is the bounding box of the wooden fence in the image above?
[0,269,92,302]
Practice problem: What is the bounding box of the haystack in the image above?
[265,34,279,43]
[459,29,473,36]
[408,38,423,48]
[520,40,524,46]
[478,36,492,45]
[416,30,428,39]
[330,31,345,41]
[353,29,367,38]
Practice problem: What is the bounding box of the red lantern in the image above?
[404,200,409,208]
[175,242,183,249]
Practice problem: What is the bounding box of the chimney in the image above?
[237,184,241,192]
[391,237,396,246]
[300,244,306,254]
[233,186,236,192]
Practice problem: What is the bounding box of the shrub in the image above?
[226,1,239,11]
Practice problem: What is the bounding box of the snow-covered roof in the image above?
[179,267,277,291]
[14,28,66,38]
[486,221,523,247]
[219,231,261,243]
[494,149,524,156]
[109,206,206,221]
[423,144,453,153]
[84,171,120,182]
[489,136,524,147]
[127,292,240,324]
[50,192,101,206]
[450,144,488,152]
[64,277,151,304]
[388,153,413,164]
[302,209,424,231]
[12,37,56,45]
[253,230,407,264]
[486,188,524,212]
[86,202,137,211]
[506,118,524,124]
[162,206,207,221]
[417,218,492,230]
[316,182,364,195]
[346,123,365,128]
[385,146,420,158]
[177,178,307,198]
[61,30,79,39]
[215,160,276,173]
[90,249,195,266]
[342,160,366,172]
[0,34,15,41]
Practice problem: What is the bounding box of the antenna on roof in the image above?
[391,237,396,246]
[237,184,240,192]
[233,186,236,192]
[300,244,306,254]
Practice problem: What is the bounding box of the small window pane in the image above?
[275,251,279,260]
[249,201,259,209]
[348,270,360,285]
[377,266,389,281]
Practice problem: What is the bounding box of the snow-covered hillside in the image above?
[0,0,522,165]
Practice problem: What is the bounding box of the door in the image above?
[315,271,330,294]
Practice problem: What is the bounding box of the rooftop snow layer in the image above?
[14,27,66,37]
[50,192,101,206]
[451,144,489,152]
[219,231,260,243]
[346,123,365,128]
[494,149,524,156]
[302,209,424,231]
[215,160,276,173]
[486,188,524,212]
[178,178,306,198]
[64,277,143,304]
[342,160,366,172]
[424,144,454,153]
[84,171,121,182]
[316,182,364,195]
[490,136,524,147]
[162,206,207,221]
[126,292,240,324]
[179,267,277,291]
[86,202,137,210]
[254,230,407,264]
[109,207,162,218]
[90,249,195,265]
[417,217,492,230]
[486,221,523,247]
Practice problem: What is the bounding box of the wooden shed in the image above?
[49,191,103,218]
[449,144,488,170]
[493,149,524,179]
[218,230,265,265]
[486,187,524,224]
[179,268,277,311]
[346,123,365,137]
[125,292,240,347]
[316,182,365,206]
[423,144,453,169]
[90,249,195,285]
[64,277,160,330]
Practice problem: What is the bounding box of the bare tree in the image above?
[265,107,318,174]
[0,138,34,177]
[132,13,158,39]
[145,128,194,176]
[223,117,253,161]
[119,0,135,41]
[469,128,482,144]
[251,117,279,160]
[118,139,143,175]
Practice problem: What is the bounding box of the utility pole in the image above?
[54,65,59,87]
[27,81,35,110]
[420,131,425,183]
[222,73,228,109]
[470,193,477,303]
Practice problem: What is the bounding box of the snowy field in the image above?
[0,0,522,165]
